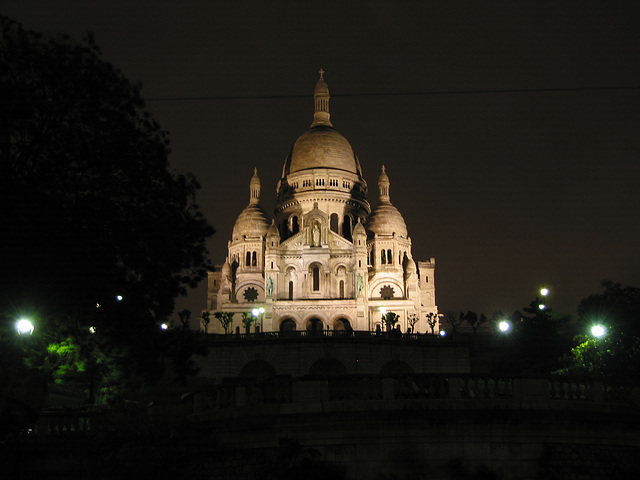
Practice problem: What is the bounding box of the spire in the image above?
[311,68,332,127]
[249,167,261,205]
[378,165,390,203]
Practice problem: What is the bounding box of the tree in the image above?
[442,311,465,335]
[463,311,488,336]
[241,311,255,334]
[201,311,211,333]
[557,282,640,387]
[214,312,234,334]
[0,16,214,404]
[382,311,400,332]
[407,313,419,333]
[425,312,438,334]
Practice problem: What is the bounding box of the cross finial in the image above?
[319,68,325,79]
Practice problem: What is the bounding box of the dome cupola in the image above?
[232,168,271,241]
[367,166,408,238]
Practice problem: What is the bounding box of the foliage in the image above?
[407,313,419,333]
[242,311,255,333]
[442,311,465,334]
[425,312,439,334]
[201,311,211,333]
[576,281,640,337]
[556,282,640,386]
[214,311,234,333]
[0,16,214,404]
[382,311,400,331]
[463,311,488,335]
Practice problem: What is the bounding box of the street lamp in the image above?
[499,320,511,333]
[591,325,606,338]
[252,307,265,332]
[16,318,34,335]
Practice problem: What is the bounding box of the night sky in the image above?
[5,1,640,320]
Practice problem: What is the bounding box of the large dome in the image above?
[286,125,359,174]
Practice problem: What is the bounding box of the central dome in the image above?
[287,125,358,174]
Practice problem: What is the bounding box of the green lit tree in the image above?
[557,282,640,387]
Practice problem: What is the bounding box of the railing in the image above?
[23,376,631,438]
[189,375,618,415]
[205,330,447,342]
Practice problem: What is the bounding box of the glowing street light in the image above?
[160,323,169,330]
[439,330,447,337]
[591,325,606,338]
[499,320,511,333]
[16,318,34,335]
[252,307,266,331]
[540,288,549,297]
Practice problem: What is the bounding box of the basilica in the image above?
[206,72,437,334]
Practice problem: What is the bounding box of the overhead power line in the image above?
[145,85,640,102]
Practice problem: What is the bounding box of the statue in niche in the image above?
[356,273,364,297]
[266,276,273,297]
[312,223,320,246]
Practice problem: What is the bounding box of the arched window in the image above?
[330,213,339,233]
[292,216,299,235]
[252,251,257,266]
[246,252,251,266]
[313,266,320,291]
[381,250,386,264]
[288,281,294,300]
[387,249,392,264]
[339,280,344,299]
[342,216,352,241]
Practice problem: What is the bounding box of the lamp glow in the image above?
[540,288,549,296]
[16,319,34,335]
[160,323,168,330]
[439,330,446,337]
[499,321,511,333]
[591,325,606,337]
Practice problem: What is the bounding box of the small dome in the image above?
[367,166,408,238]
[232,204,270,241]
[353,219,366,236]
[267,219,279,237]
[286,126,359,174]
[232,169,271,241]
[367,204,408,238]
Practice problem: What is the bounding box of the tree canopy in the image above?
[0,16,213,403]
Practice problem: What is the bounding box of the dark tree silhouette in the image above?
[0,16,214,403]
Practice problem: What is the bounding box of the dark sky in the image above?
[5,1,640,320]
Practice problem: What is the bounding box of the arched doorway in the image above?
[334,318,352,332]
[306,317,324,335]
[280,318,296,332]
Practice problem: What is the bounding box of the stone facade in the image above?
[206,72,437,334]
